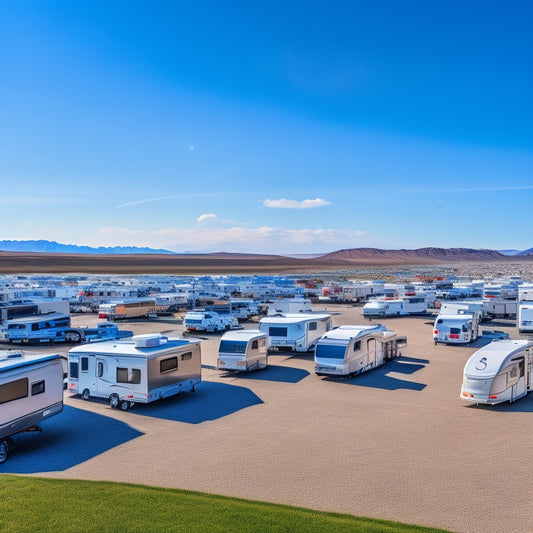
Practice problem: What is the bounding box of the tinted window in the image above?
[160,357,178,373]
[181,352,192,361]
[70,362,79,379]
[31,380,45,395]
[81,357,89,372]
[219,340,247,354]
[308,322,317,331]
[269,327,287,337]
[0,378,28,404]
[315,344,346,359]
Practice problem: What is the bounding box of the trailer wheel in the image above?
[0,441,8,464]
[120,400,130,411]
[109,394,120,409]
[82,389,90,401]
[65,331,82,343]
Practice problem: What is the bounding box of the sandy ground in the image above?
[3,307,533,533]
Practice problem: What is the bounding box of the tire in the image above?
[6,437,15,455]
[109,394,120,409]
[82,389,90,401]
[120,400,130,411]
[65,331,82,343]
[0,441,8,464]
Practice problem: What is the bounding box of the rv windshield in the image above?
[219,340,247,354]
[315,344,346,359]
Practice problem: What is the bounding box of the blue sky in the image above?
[1,1,532,254]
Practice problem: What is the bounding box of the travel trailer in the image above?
[433,312,480,344]
[266,298,312,316]
[461,340,533,405]
[98,298,157,320]
[184,311,238,333]
[362,296,427,318]
[314,325,406,377]
[0,352,64,464]
[483,299,517,319]
[67,334,201,410]
[217,330,268,371]
[518,302,533,333]
[439,300,486,320]
[6,313,71,344]
[259,313,332,352]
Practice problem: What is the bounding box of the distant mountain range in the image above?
[498,248,533,256]
[0,240,174,255]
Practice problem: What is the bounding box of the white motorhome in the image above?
[67,334,201,410]
[314,325,406,377]
[184,311,238,333]
[362,296,427,318]
[217,330,268,371]
[461,340,533,405]
[483,299,517,319]
[439,300,486,320]
[266,298,312,316]
[0,352,64,464]
[258,313,332,352]
[518,302,533,333]
[433,312,480,344]
[6,313,71,344]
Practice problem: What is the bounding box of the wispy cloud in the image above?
[263,198,331,209]
[197,213,217,222]
[92,226,367,253]
[117,193,222,209]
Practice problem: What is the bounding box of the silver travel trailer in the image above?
[184,311,238,333]
[67,334,201,410]
[0,352,64,464]
[433,312,480,344]
[461,340,533,405]
[518,302,533,333]
[258,313,332,352]
[362,296,427,318]
[439,300,486,320]
[217,330,268,371]
[314,325,406,377]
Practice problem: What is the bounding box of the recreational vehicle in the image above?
[258,313,332,352]
[433,312,480,345]
[314,325,406,377]
[0,352,64,464]
[217,330,268,371]
[98,298,157,320]
[518,302,533,333]
[68,334,201,410]
[439,300,486,320]
[266,298,312,315]
[362,296,427,318]
[461,340,533,405]
[184,311,237,333]
[6,313,71,344]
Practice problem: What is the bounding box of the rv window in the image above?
[181,352,192,361]
[315,344,346,359]
[81,357,89,372]
[31,323,40,331]
[462,324,469,333]
[97,362,104,378]
[70,362,79,379]
[0,377,28,404]
[31,380,45,396]
[130,369,141,384]
[160,357,178,373]
[450,327,461,335]
[353,341,361,352]
[437,319,443,324]
[219,340,247,354]
[117,367,141,384]
[308,322,317,331]
[117,368,128,383]
[251,340,258,349]
[269,327,288,337]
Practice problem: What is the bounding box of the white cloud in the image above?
[91,226,367,254]
[263,198,331,209]
[197,213,217,222]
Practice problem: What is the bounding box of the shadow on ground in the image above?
[132,381,263,423]
[463,393,533,413]
[1,405,143,474]
[322,356,428,391]
[220,364,309,384]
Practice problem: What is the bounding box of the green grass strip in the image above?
[0,475,449,532]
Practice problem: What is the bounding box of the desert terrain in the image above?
[3,305,532,533]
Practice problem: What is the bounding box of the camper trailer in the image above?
[217,330,268,371]
[6,313,71,344]
[433,312,480,344]
[67,334,201,410]
[314,325,406,377]
[259,313,332,352]
[0,352,64,464]
[439,300,486,320]
[184,311,238,333]
[362,296,427,318]
[266,298,312,316]
[518,302,533,333]
[98,298,157,320]
[461,340,533,405]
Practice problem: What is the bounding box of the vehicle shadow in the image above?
[1,405,143,474]
[463,394,533,413]
[219,364,309,384]
[132,381,263,423]
[321,356,427,391]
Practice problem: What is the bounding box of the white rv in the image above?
[67,334,201,410]
[258,313,332,352]
[0,352,64,464]
[6,313,71,344]
[461,340,533,405]
[362,296,427,318]
[217,330,268,371]
[314,325,405,377]
[518,302,533,333]
[433,312,480,344]
[439,300,486,320]
[184,311,238,333]
[266,298,312,316]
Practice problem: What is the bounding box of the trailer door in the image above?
[96,358,109,396]
[367,338,376,366]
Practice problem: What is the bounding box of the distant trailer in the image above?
[362,296,427,318]
[217,330,268,372]
[67,334,201,410]
[6,313,71,345]
[0,352,64,464]
[433,312,480,345]
[98,298,157,320]
[259,313,332,352]
[314,325,406,377]
[518,302,533,333]
[461,340,533,405]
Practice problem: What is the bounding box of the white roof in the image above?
[318,324,389,342]
[220,329,266,342]
[259,313,331,325]
[464,340,532,378]
[435,313,474,321]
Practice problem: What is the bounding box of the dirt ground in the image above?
[3,306,532,533]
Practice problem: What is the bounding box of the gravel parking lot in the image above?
[3,306,532,533]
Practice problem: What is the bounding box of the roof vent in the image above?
[133,334,168,348]
[0,350,24,360]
